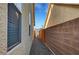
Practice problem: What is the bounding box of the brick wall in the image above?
[45,18,79,54]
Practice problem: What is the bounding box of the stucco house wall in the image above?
[45,4,79,28]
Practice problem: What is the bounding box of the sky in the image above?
[34,3,48,29]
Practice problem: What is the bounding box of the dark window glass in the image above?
[29,25,30,36]
[8,3,21,51]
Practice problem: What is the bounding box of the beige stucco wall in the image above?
[0,4,7,55]
[46,4,79,28]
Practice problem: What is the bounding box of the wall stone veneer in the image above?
[0,3,7,54]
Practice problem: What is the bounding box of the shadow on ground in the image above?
[30,38,53,55]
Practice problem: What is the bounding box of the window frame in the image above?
[7,3,22,51]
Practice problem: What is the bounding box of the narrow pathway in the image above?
[30,38,53,55]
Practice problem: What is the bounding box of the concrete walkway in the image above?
[30,38,53,55]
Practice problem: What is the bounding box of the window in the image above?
[8,3,21,51]
[29,12,32,36]
[29,25,31,36]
